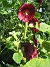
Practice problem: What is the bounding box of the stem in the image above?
[0,46,6,54]
[24,22,28,42]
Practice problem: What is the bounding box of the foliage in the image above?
[22,58,50,67]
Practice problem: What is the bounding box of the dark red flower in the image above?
[22,42,38,59]
[29,18,40,33]
[36,0,42,4]
[29,18,40,27]
[31,28,39,33]
[33,35,38,46]
[18,4,35,22]
[30,48,38,60]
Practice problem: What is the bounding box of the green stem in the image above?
[24,22,28,42]
[0,46,6,54]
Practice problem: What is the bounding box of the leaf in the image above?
[42,41,50,52]
[2,0,16,7]
[36,22,50,34]
[0,11,8,14]
[37,38,50,51]
[13,51,23,64]
[2,1,12,7]
[34,12,41,18]
[14,40,20,48]
[6,41,14,49]
[37,38,44,45]
[22,58,50,67]
[39,23,50,33]
[6,36,12,42]
[16,32,21,35]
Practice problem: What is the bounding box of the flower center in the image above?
[25,12,28,15]
[24,9,30,16]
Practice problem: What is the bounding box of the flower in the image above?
[22,42,38,59]
[30,48,38,60]
[36,0,42,4]
[29,18,40,33]
[18,4,35,22]
[31,28,39,33]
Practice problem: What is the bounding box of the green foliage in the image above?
[22,58,50,67]
[36,22,50,33]
[13,51,23,64]
[39,23,50,33]
[34,12,41,18]
[37,38,50,51]
[42,41,50,52]
[37,38,44,45]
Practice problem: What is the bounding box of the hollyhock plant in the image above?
[22,42,38,59]
[18,4,35,22]
[36,0,42,4]
[29,18,40,33]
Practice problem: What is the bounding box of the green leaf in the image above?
[42,41,50,52]
[37,38,44,45]
[0,11,8,14]
[36,22,50,34]
[16,32,21,35]
[39,23,50,33]
[2,1,12,7]
[2,0,16,7]
[37,38,50,51]
[6,36,12,42]
[6,41,14,49]
[13,51,23,64]
[22,58,50,67]
[34,12,41,18]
